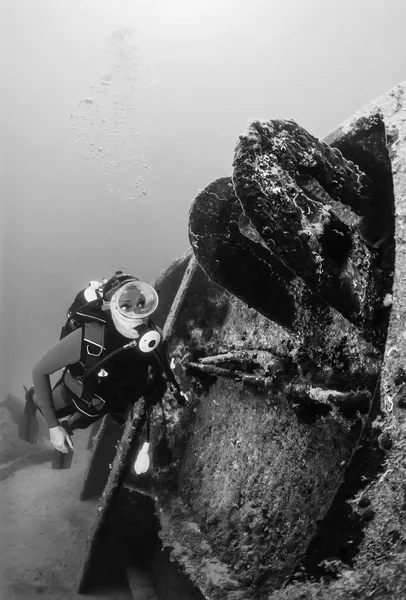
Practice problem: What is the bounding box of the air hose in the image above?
[81,340,138,381]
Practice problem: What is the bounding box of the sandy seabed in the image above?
[0,428,131,600]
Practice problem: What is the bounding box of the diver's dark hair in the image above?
[102,271,139,301]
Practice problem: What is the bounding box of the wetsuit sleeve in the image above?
[32,328,82,429]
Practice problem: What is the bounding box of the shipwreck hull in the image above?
[78,259,383,599]
[172,377,362,588]
[77,82,406,600]
[131,264,380,597]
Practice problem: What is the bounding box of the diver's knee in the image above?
[64,412,98,431]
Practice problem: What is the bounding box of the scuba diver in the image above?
[19,271,179,467]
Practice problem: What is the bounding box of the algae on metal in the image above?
[78,82,406,600]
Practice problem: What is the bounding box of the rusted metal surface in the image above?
[76,83,406,599]
[77,402,147,592]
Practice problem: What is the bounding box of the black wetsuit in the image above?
[32,314,166,430]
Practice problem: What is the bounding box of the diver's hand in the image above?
[49,425,74,453]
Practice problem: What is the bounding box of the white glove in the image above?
[49,425,74,453]
[134,441,150,474]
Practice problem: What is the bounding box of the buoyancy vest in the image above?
[59,297,165,418]
[60,300,109,417]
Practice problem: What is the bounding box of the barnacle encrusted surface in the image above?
[232,118,392,346]
[78,82,406,600]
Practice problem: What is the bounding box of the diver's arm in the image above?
[32,328,82,429]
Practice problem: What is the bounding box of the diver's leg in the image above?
[62,410,105,433]
[18,386,40,443]
[51,382,76,416]
[19,382,74,444]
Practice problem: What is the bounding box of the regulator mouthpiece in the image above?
[138,328,161,353]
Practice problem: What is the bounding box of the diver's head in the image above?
[102,271,159,339]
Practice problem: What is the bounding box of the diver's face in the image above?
[130,317,149,329]
[108,281,159,340]
[110,306,151,340]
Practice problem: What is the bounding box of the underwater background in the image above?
[2,0,406,402]
[2,3,406,600]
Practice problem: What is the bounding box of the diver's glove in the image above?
[50,425,74,454]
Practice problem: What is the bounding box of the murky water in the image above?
[71,29,157,204]
[2,1,406,598]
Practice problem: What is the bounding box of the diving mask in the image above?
[110,281,159,339]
